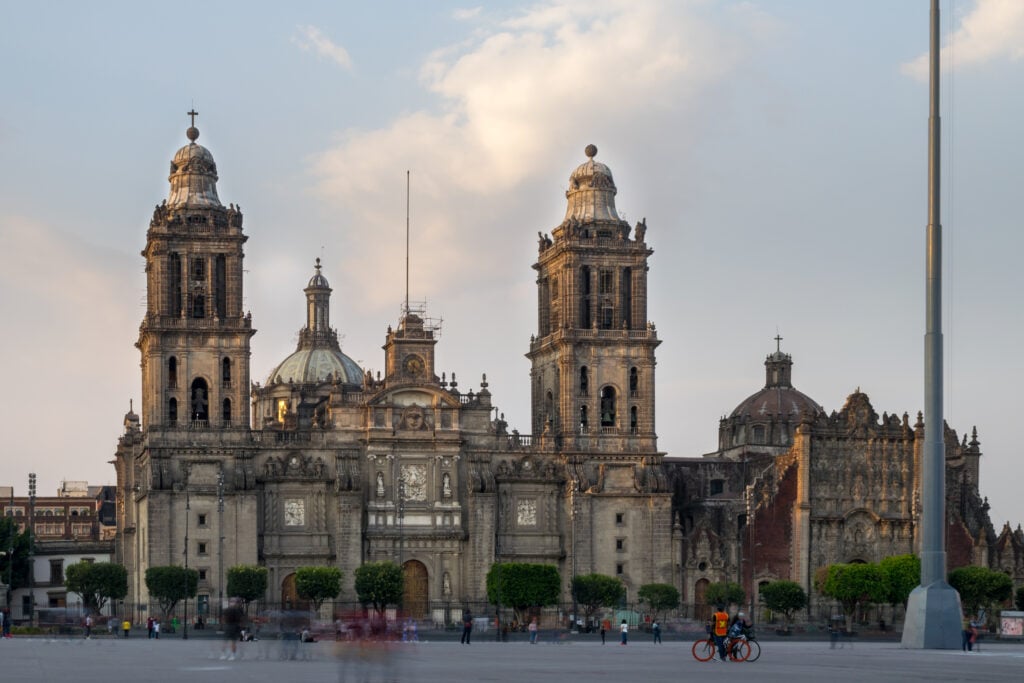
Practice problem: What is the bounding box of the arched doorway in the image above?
[280,573,309,611]
[403,560,428,619]
[694,578,710,621]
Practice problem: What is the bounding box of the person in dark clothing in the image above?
[460,609,473,644]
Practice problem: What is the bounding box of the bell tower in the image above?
[137,113,255,430]
[526,145,660,452]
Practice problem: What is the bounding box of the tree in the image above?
[295,566,342,614]
[226,565,268,613]
[354,562,403,616]
[637,583,680,625]
[878,554,920,608]
[948,566,1014,617]
[145,566,198,618]
[571,573,625,625]
[759,580,807,631]
[65,562,127,614]
[821,563,888,632]
[1016,586,1024,612]
[704,581,745,610]
[0,518,31,593]
[486,562,561,624]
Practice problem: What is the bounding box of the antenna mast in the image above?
[405,170,410,316]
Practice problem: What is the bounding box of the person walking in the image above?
[147,616,154,639]
[652,621,661,644]
[600,617,609,644]
[710,605,730,662]
[528,617,538,644]
[122,618,131,638]
[84,614,93,639]
[153,619,160,639]
[222,598,244,660]
[460,609,473,645]
[619,619,628,645]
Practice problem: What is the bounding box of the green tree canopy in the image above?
[821,563,888,632]
[637,583,680,625]
[486,562,561,624]
[571,573,625,623]
[1015,586,1024,612]
[759,580,807,630]
[295,566,343,614]
[354,562,403,616]
[145,566,198,618]
[226,565,268,612]
[879,554,920,607]
[0,518,31,591]
[704,581,745,610]
[948,566,1014,616]
[65,562,127,614]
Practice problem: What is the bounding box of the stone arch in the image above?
[694,578,711,621]
[280,572,309,611]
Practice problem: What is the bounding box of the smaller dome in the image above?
[729,386,822,420]
[563,144,621,224]
[267,348,362,386]
[307,257,330,289]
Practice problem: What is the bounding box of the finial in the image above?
[774,333,783,352]
[186,109,200,142]
[584,144,597,159]
[315,257,322,273]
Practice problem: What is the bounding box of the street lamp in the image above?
[28,473,35,626]
[397,477,406,614]
[569,477,578,633]
[217,469,224,618]
[183,488,190,640]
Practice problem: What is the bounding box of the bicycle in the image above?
[691,633,750,662]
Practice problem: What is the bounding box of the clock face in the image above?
[284,499,305,527]
[404,355,425,377]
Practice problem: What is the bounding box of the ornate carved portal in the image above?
[403,560,428,619]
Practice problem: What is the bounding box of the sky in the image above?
[1,1,1021,527]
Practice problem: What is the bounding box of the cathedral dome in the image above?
[729,385,822,420]
[564,144,622,224]
[166,126,222,209]
[266,347,362,386]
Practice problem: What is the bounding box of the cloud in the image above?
[294,24,354,70]
[902,0,1024,80]
[452,7,482,21]
[309,0,762,310]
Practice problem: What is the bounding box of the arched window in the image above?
[579,366,589,395]
[168,253,182,316]
[630,406,638,434]
[600,386,616,427]
[580,266,592,328]
[629,367,638,395]
[579,405,589,433]
[222,357,232,385]
[168,357,178,389]
[190,378,209,422]
[214,254,227,319]
[222,398,232,424]
[168,397,178,425]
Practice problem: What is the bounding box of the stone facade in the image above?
[113,130,674,620]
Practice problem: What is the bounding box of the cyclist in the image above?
[710,605,730,662]
[729,611,751,638]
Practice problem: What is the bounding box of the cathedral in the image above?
[113,120,1020,624]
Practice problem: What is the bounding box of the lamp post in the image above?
[5,487,12,614]
[397,477,406,615]
[28,473,35,626]
[217,469,224,618]
[183,488,189,640]
[569,478,578,633]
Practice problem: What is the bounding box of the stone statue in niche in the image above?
[376,472,385,498]
[442,472,452,498]
[443,572,452,597]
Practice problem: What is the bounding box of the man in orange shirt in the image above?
[711,605,730,662]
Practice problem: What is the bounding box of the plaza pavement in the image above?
[2,633,1021,682]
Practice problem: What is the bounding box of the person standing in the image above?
[460,609,473,645]
[600,617,609,645]
[153,619,160,639]
[652,621,661,644]
[619,619,628,645]
[528,617,538,644]
[122,618,131,638]
[84,614,93,639]
[710,605,730,662]
[147,616,154,639]
[222,598,244,660]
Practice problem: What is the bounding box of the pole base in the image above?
[900,580,962,649]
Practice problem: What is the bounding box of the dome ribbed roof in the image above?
[729,386,822,420]
[267,348,362,385]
